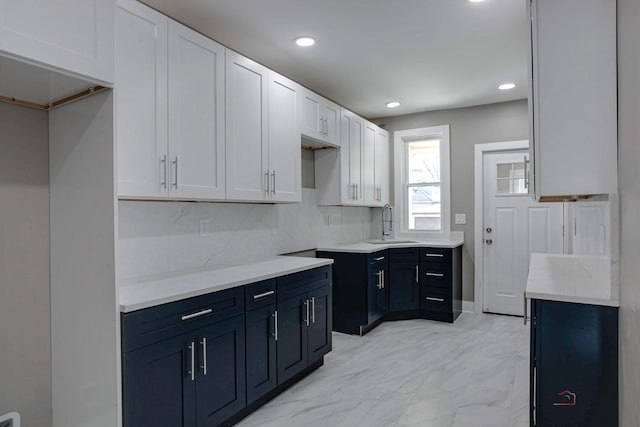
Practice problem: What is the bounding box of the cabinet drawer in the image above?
[420,286,451,313]
[367,250,388,265]
[419,248,451,264]
[277,266,331,301]
[389,248,418,263]
[122,287,244,352]
[420,262,451,288]
[245,279,277,311]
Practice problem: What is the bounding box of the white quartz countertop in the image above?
[119,256,334,313]
[316,237,463,253]
[525,253,619,307]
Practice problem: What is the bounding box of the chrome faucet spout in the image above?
[382,204,393,240]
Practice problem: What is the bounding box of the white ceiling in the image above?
[142,0,528,119]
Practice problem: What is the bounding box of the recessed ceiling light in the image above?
[468,0,486,3]
[295,36,316,47]
[498,83,516,90]
[386,101,401,108]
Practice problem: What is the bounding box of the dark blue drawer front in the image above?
[389,247,418,263]
[277,266,331,301]
[419,247,452,264]
[121,286,244,353]
[245,279,277,311]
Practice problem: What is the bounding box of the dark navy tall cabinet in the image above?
[530,298,618,426]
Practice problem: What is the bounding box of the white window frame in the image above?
[394,125,451,236]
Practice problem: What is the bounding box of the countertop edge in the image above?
[119,257,334,313]
[316,240,464,253]
[525,290,620,308]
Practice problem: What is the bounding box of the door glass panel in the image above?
[496,162,527,195]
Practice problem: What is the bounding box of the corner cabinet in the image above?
[529,299,618,426]
[121,265,332,427]
[225,50,301,203]
[528,0,617,199]
[0,0,114,84]
[116,0,226,201]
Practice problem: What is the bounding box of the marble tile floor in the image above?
[236,313,530,427]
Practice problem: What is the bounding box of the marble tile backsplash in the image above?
[117,189,372,279]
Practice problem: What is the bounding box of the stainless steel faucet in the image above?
[382,204,393,240]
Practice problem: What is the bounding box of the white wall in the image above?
[617,0,640,424]
[372,100,529,301]
[0,103,51,426]
[118,188,372,279]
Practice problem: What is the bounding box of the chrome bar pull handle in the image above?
[172,157,178,188]
[415,265,419,283]
[253,290,275,300]
[200,337,207,375]
[426,253,444,258]
[160,155,167,188]
[188,342,195,381]
[265,171,270,193]
[374,256,385,261]
[426,297,445,302]
[304,299,310,326]
[524,155,530,189]
[311,297,315,324]
[271,171,276,194]
[272,310,278,341]
[382,270,385,288]
[426,272,444,277]
[181,309,212,321]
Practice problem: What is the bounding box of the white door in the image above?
[116,0,168,199]
[168,21,225,200]
[268,71,300,202]
[483,150,563,315]
[225,50,268,202]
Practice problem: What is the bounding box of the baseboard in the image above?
[462,300,475,313]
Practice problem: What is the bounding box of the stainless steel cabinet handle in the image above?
[171,157,178,188]
[181,309,212,321]
[382,270,385,288]
[311,297,315,324]
[271,171,276,194]
[352,184,357,200]
[264,171,270,193]
[426,297,445,302]
[304,299,310,326]
[272,311,278,341]
[426,272,444,277]
[200,337,207,375]
[160,155,167,189]
[376,271,382,289]
[374,256,385,261]
[425,253,444,258]
[253,290,275,300]
[188,342,195,381]
[524,293,529,325]
[415,265,419,282]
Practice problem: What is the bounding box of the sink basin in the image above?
[367,239,417,245]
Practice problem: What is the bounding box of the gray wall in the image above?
[0,103,51,425]
[617,0,640,424]
[373,99,529,301]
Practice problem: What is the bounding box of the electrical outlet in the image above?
[455,213,466,225]
[199,219,211,237]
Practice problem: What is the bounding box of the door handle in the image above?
[253,290,275,300]
[188,342,195,381]
[311,297,315,324]
[271,171,276,194]
[200,337,207,375]
[485,239,493,244]
[426,272,444,277]
[181,309,212,321]
[264,171,270,193]
[171,157,178,188]
[426,297,445,302]
[160,155,167,189]
[381,270,385,288]
[272,311,278,341]
[304,299,310,326]
[415,265,419,283]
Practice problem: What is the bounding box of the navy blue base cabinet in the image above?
[122,265,332,427]
[530,299,618,427]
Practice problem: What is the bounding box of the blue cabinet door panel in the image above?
[277,294,308,384]
[245,304,277,405]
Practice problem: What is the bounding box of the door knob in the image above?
[485,239,493,244]
[486,227,492,233]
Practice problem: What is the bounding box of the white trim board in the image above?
[473,140,529,314]
[462,301,475,314]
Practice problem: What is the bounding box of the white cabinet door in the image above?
[321,101,340,146]
[300,88,340,147]
[225,50,268,202]
[168,21,225,200]
[0,0,114,84]
[529,0,617,198]
[268,71,301,202]
[374,127,390,206]
[340,109,363,205]
[116,0,168,199]
[362,121,377,206]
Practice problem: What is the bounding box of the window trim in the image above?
[394,125,451,236]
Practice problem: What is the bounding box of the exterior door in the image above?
[483,150,563,315]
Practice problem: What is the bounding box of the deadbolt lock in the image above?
[486,227,492,233]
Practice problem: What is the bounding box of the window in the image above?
[496,162,527,195]
[394,125,451,234]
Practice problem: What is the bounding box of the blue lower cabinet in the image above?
[388,252,419,312]
[307,284,332,362]
[245,304,277,405]
[530,299,618,426]
[276,293,309,384]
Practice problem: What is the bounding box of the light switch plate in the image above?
[455,213,466,225]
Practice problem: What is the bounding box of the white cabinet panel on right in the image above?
[528,0,617,199]
[299,88,340,147]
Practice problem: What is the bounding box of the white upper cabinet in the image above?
[374,127,390,206]
[226,50,300,203]
[342,109,364,205]
[116,0,168,199]
[116,0,225,201]
[168,21,225,200]
[300,88,340,147]
[268,71,301,202]
[0,0,114,84]
[528,0,617,199]
[363,122,377,206]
